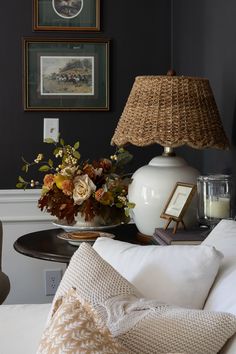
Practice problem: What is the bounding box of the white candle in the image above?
[205,197,230,219]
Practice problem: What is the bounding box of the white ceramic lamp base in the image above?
[128,155,200,236]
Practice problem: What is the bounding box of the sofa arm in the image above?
[0,271,10,304]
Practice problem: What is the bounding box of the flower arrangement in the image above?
[17,137,134,225]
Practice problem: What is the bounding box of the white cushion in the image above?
[39,244,236,354]
[47,242,139,324]
[0,303,50,354]
[203,220,236,314]
[93,237,223,309]
[202,219,236,354]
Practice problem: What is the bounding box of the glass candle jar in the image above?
[197,174,232,227]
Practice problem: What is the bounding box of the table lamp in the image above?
[111,74,230,236]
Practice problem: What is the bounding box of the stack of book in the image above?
[152,228,208,245]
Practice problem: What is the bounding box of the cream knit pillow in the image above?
[46,243,236,354]
[47,242,140,324]
[105,295,236,354]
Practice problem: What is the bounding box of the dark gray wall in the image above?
[0,1,171,188]
[173,0,235,178]
[3,1,234,192]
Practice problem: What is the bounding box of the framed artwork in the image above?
[23,38,109,111]
[33,0,100,31]
[160,182,196,233]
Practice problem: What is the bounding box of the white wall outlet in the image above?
[44,269,62,296]
[43,118,59,142]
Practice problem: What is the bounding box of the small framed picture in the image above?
[23,38,109,111]
[33,0,100,31]
[161,182,196,221]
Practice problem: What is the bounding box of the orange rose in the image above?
[43,174,54,189]
[61,179,74,196]
[95,188,105,202]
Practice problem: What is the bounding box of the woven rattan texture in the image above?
[111,76,229,149]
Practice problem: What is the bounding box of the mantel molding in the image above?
[0,189,53,222]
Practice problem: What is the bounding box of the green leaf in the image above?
[18,176,25,183]
[115,202,123,208]
[44,138,55,144]
[118,147,125,153]
[74,141,80,150]
[39,165,50,172]
[21,164,29,173]
[116,149,133,166]
[16,183,24,188]
[125,208,130,217]
[73,151,81,159]
[53,148,60,156]
[48,159,53,168]
[60,138,65,146]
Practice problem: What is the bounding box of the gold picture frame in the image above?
[160,182,196,233]
[33,0,100,31]
[23,37,109,111]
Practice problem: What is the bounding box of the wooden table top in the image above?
[14,223,141,264]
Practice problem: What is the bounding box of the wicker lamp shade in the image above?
[111,76,229,150]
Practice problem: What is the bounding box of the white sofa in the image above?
[0,219,236,354]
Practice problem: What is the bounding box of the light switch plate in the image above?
[43,118,59,142]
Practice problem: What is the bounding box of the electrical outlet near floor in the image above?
[44,269,62,296]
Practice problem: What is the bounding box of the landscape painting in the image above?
[40,56,94,96]
[24,38,109,111]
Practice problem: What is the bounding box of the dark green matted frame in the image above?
[23,38,109,111]
[33,0,100,31]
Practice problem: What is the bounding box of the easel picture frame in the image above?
[160,182,196,233]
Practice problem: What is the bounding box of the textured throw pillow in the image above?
[44,243,236,354]
[47,242,140,324]
[104,295,236,354]
[37,288,129,354]
[93,237,223,309]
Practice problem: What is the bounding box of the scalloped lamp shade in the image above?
[111,75,230,236]
[111,76,229,149]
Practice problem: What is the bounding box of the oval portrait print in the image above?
[52,0,83,19]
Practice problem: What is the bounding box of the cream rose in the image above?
[73,174,96,205]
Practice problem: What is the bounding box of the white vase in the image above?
[74,213,105,227]
[128,155,200,236]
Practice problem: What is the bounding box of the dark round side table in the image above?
[14,223,141,264]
